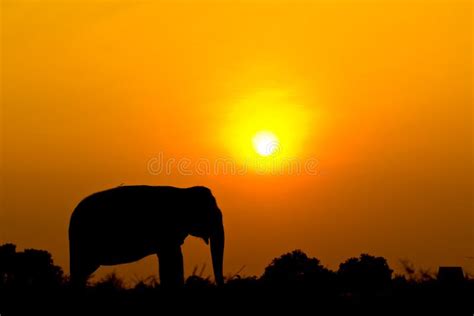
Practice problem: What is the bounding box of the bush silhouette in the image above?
[0,243,16,287]
[225,275,260,289]
[0,243,64,290]
[338,254,393,295]
[1,242,472,314]
[185,275,214,289]
[133,276,159,292]
[94,272,126,292]
[261,249,335,290]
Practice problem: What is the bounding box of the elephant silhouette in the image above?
[68,185,224,288]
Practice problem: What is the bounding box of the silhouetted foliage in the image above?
[0,243,16,287]
[94,272,126,292]
[185,275,214,289]
[0,243,63,290]
[398,258,436,287]
[1,243,473,315]
[133,275,159,292]
[225,275,260,289]
[261,250,335,291]
[338,254,392,295]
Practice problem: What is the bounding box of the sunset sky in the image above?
[2,0,473,281]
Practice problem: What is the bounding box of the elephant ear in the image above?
[189,186,218,218]
[184,186,217,237]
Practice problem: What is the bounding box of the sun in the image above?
[221,89,315,171]
[253,131,280,157]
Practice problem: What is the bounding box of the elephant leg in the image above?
[157,246,184,288]
[70,249,99,288]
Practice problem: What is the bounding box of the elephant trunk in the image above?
[210,213,224,286]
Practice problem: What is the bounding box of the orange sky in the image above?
[1,0,473,282]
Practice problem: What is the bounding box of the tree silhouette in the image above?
[261,250,335,291]
[0,243,64,289]
[0,243,473,314]
[0,243,17,288]
[338,254,393,295]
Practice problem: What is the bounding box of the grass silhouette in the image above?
[0,244,472,315]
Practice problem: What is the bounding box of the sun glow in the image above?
[253,131,279,157]
[222,89,313,172]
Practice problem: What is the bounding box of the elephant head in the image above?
[185,186,225,286]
